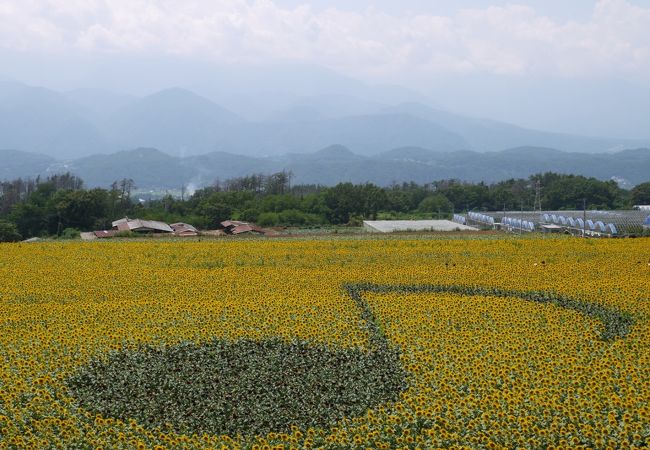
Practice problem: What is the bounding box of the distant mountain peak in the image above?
[138,87,241,118]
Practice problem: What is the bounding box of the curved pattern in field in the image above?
[346,282,633,342]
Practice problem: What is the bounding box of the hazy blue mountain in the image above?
[376,145,650,188]
[382,103,648,153]
[2,80,650,162]
[218,113,469,156]
[185,62,427,120]
[65,88,138,124]
[270,145,649,186]
[182,152,277,187]
[0,149,56,179]
[424,75,650,139]
[266,105,327,123]
[378,146,448,162]
[3,145,650,189]
[3,52,649,138]
[292,144,364,161]
[102,88,245,156]
[0,81,110,158]
[68,148,195,189]
[265,94,386,122]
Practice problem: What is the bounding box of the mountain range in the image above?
[3,145,649,190]
[1,80,649,160]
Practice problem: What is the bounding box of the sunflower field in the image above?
[0,235,648,449]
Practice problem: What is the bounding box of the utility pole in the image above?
[582,198,587,238]
[533,179,542,213]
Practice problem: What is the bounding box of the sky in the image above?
[1,0,649,137]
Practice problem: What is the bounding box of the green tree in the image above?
[542,174,622,210]
[257,212,279,227]
[631,182,650,205]
[324,183,363,224]
[278,209,309,226]
[0,220,22,242]
[199,193,234,227]
[360,184,388,220]
[418,194,453,217]
[11,202,46,238]
[53,189,111,233]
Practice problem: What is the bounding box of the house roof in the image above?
[231,224,270,235]
[112,217,173,233]
[221,220,248,228]
[231,224,255,234]
[171,223,198,233]
[112,217,130,227]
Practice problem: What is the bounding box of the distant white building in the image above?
[633,205,650,211]
[363,220,478,233]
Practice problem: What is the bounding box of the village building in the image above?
[363,220,478,233]
[220,220,272,235]
[112,217,173,234]
[170,223,199,237]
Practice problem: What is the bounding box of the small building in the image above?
[112,217,173,234]
[540,224,563,234]
[363,220,478,233]
[170,223,199,237]
[220,220,270,236]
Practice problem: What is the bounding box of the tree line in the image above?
[1,170,649,242]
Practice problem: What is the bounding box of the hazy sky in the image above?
[1,0,649,137]
[1,0,648,80]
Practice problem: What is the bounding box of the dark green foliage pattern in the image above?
[66,338,406,437]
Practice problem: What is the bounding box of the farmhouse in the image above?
[170,222,199,237]
[84,219,199,239]
[112,217,173,234]
[220,220,271,235]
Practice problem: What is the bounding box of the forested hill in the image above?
[2,146,650,189]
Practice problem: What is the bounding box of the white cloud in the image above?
[0,0,649,79]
